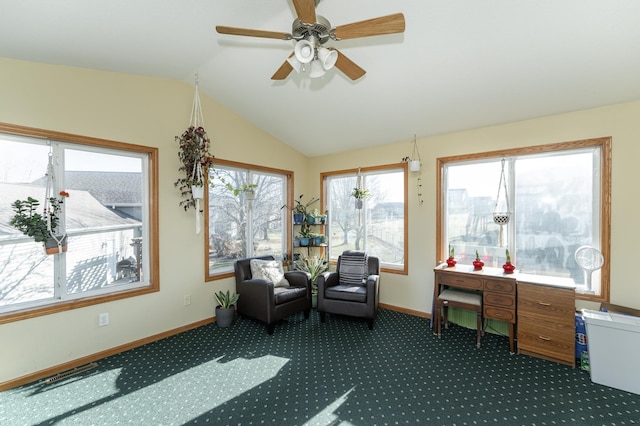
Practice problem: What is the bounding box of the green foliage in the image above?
[214,290,240,309]
[10,194,67,243]
[505,248,511,263]
[294,255,328,285]
[351,187,371,200]
[174,126,215,211]
[282,194,319,215]
[449,245,454,258]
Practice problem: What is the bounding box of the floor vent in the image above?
[44,362,98,384]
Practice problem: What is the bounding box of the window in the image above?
[322,164,408,273]
[438,138,611,301]
[0,124,159,322]
[206,159,290,279]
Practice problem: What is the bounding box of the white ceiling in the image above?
[2,0,640,157]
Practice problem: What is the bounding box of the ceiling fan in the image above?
[216,0,405,80]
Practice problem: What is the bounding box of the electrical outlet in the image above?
[99,312,109,327]
[184,294,191,306]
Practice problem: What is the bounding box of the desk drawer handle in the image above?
[537,335,551,341]
[494,313,503,317]
[538,301,551,306]
[455,279,465,283]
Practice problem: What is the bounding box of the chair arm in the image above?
[317,271,339,295]
[284,270,311,290]
[237,278,275,304]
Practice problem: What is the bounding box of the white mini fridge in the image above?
[582,309,640,395]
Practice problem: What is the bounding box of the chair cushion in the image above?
[274,286,307,305]
[250,259,289,287]
[325,284,367,303]
[338,251,368,286]
[438,289,482,305]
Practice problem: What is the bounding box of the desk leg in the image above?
[508,323,515,354]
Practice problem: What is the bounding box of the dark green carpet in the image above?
[2,309,639,425]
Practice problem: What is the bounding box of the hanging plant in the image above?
[174,125,215,212]
[493,157,511,247]
[10,191,70,254]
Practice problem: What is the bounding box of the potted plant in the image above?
[174,126,215,212]
[298,223,312,246]
[473,250,484,270]
[351,187,371,209]
[214,290,240,328]
[446,245,456,267]
[282,194,319,224]
[294,255,328,308]
[10,191,70,255]
[503,249,516,274]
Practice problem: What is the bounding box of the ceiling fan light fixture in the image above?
[309,59,326,78]
[294,38,315,64]
[317,47,337,70]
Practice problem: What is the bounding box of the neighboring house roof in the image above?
[33,171,142,206]
[0,183,139,238]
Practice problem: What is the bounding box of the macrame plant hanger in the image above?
[493,157,511,247]
[43,144,65,253]
[355,168,364,225]
[190,74,206,234]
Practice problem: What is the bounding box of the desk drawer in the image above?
[518,316,575,364]
[518,284,574,321]
[484,306,515,322]
[484,279,515,294]
[438,273,483,290]
[484,292,515,309]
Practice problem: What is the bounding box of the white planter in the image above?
[409,160,421,172]
[191,184,205,199]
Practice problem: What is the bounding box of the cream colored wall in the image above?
[309,100,640,315]
[2,56,639,385]
[0,58,308,383]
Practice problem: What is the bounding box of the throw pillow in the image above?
[250,259,290,287]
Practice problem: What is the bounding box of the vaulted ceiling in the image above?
[2,1,640,157]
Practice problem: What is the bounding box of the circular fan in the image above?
[215,0,405,80]
[575,246,604,293]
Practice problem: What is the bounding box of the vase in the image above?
[446,257,457,267]
[215,306,235,328]
[299,237,310,246]
[306,213,315,224]
[293,213,304,224]
[355,199,363,209]
[473,260,484,270]
[44,235,68,255]
[503,262,516,274]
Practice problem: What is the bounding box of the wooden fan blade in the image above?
[272,53,295,80]
[216,25,291,40]
[292,0,316,24]
[334,50,366,80]
[333,13,405,40]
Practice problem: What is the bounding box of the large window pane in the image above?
[0,126,158,320]
[207,162,288,278]
[325,166,406,272]
[441,140,608,300]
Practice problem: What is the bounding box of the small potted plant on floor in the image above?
[10,191,70,255]
[214,290,240,328]
[294,255,328,308]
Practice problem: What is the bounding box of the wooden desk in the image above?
[434,265,517,353]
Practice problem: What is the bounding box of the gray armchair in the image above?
[317,251,380,330]
[234,255,312,334]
